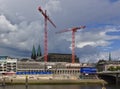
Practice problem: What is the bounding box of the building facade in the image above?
[17,61,81,75]
[37,53,79,63]
[104,61,120,71]
[0,56,17,74]
[96,60,120,71]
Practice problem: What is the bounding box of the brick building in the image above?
[37,53,79,63]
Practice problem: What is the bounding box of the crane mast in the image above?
[56,26,86,63]
[38,6,56,62]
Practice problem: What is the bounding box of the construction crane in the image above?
[56,26,86,63]
[38,6,56,62]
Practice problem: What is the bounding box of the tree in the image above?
[116,66,120,71]
[108,66,116,71]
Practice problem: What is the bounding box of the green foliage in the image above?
[107,66,120,71]
[108,66,115,71]
[116,66,120,70]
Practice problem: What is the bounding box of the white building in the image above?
[0,56,17,74]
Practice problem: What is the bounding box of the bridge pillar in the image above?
[116,73,118,85]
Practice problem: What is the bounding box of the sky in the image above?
[0,0,120,62]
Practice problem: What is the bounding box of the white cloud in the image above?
[57,25,120,52]
[79,48,120,63]
[0,0,120,61]
[74,25,120,48]
[45,0,61,13]
[0,15,17,33]
[76,42,96,48]
[56,25,120,62]
[0,15,44,52]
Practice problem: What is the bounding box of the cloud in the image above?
[44,0,61,14]
[53,0,120,28]
[0,14,44,57]
[0,0,120,62]
[0,0,62,57]
[52,25,120,62]
[58,25,120,49]
[0,15,17,33]
[96,49,120,61]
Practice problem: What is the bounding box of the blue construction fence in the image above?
[16,71,53,75]
[80,67,97,74]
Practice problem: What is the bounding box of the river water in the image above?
[0,84,120,89]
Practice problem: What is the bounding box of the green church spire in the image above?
[109,52,111,61]
[37,44,42,57]
[31,45,36,59]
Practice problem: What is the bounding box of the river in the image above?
[0,84,120,89]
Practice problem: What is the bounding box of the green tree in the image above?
[108,66,116,71]
[116,66,120,71]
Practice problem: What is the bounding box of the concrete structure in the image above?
[105,61,120,71]
[0,56,17,74]
[0,55,96,80]
[97,60,120,71]
[97,71,120,84]
[17,61,81,75]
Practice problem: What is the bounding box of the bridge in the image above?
[97,71,120,84]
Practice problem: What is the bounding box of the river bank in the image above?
[0,75,107,85]
[0,78,107,85]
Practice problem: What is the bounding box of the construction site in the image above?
[30,6,86,64]
[0,5,97,81]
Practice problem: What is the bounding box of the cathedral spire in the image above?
[109,52,112,61]
[31,45,36,59]
[37,44,42,57]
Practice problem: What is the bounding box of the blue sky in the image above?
[109,0,119,3]
[0,0,120,62]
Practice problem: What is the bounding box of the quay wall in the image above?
[0,75,107,85]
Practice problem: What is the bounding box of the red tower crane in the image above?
[38,6,56,62]
[56,26,86,63]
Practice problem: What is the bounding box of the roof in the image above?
[48,53,72,55]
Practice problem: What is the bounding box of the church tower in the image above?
[31,45,36,59]
[37,44,42,57]
[109,52,112,61]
